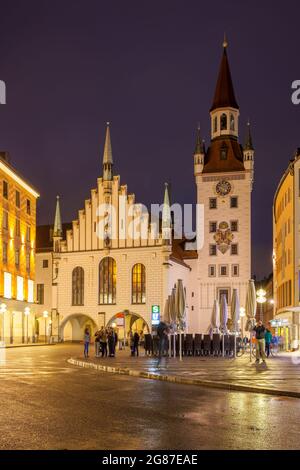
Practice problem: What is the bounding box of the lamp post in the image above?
[43,311,48,343]
[240,307,246,338]
[256,289,267,322]
[0,303,7,343]
[24,307,30,344]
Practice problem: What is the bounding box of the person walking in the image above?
[157,321,168,359]
[100,328,108,358]
[253,320,267,364]
[94,329,101,358]
[83,328,90,358]
[265,328,273,358]
[132,331,140,356]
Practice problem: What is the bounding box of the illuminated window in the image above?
[220,113,227,130]
[3,180,8,199]
[72,267,84,306]
[230,114,235,131]
[99,257,116,305]
[16,190,20,208]
[2,241,8,264]
[214,116,218,132]
[28,279,34,303]
[26,225,31,242]
[15,249,20,269]
[2,210,8,230]
[26,199,31,215]
[26,251,30,273]
[17,276,24,301]
[132,263,146,304]
[4,272,12,299]
[37,284,44,304]
[15,218,21,237]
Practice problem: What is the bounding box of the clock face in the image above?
[216,180,232,197]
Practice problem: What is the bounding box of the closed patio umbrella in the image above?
[163,297,170,324]
[210,299,220,333]
[170,288,177,357]
[231,288,240,358]
[245,279,257,362]
[220,294,228,357]
[175,279,186,361]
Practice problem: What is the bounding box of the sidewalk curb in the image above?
[67,357,300,398]
[1,343,56,349]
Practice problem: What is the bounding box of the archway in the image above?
[59,314,97,342]
[107,311,150,346]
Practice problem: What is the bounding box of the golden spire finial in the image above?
[223,33,228,49]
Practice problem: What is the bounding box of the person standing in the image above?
[265,328,273,358]
[94,329,101,358]
[108,328,116,357]
[83,328,90,358]
[253,320,267,364]
[132,331,140,356]
[157,321,168,359]
[101,328,108,358]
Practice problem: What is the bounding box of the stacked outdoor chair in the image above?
[175,333,185,356]
[185,334,193,356]
[212,333,221,356]
[194,334,202,356]
[223,334,230,356]
[203,334,211,356]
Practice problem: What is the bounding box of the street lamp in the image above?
[43,311,48,343]
[256,289,267,322]
[24,307,30,344]
[0,303,7,343]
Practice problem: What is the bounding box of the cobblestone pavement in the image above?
[78,348,300,395]
[1,344,300,450]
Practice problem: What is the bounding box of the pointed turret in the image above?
[102,122,113,181]
[53,195,62,237]
[194,125,205,176]
[244,120,254,151]
[162,182,171,245]
[53,195,62,252]
[243,120,254,185]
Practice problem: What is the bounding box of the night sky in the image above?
[0,0,299,278]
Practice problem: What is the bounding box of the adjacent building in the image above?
[0,151,39,344]
[273,149,300,350]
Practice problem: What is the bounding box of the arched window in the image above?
[230,114,235,131]
[220,113,227,130]
[132,263,146,304]
[220,141,228,160]
[99,257,116,304]
[72,267,84,306]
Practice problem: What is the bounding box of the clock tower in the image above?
[193,40,254,332]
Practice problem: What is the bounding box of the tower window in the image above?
[209,244,217,256]
[220,113,227,130]
[230,220,238,232]
[231,244,238,255]
[209,221,217,233]
[16,190,20,208]
[209,265,216,277]
[26,199,31,215]
[214,116,218,133]
[230,196,238,208]
[209,198,217,209]
[230,114,235,131]
[220,142,228,160]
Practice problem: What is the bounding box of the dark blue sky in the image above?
[0,0,299,278]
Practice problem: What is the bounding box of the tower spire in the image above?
[53,195,62,238]
[194,125,205,155]
[244,119,254,150]
[162,182,171,245]
[102,122,113,181]
[210,39,239,112]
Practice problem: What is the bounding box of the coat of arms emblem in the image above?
[213,221,234,254]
